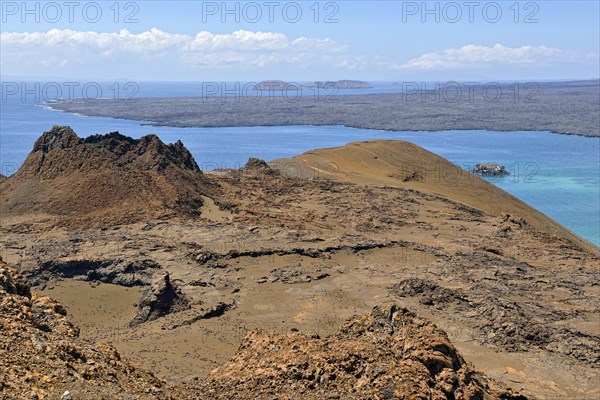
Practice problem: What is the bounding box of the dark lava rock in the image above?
[391,278,465,306]
[245,157,278,176]
[29,259,161,287]
[130,272,189,326]
[0,265,31,297]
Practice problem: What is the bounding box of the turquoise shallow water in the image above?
[1,97,598,247]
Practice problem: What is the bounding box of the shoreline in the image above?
[40,101,600,138]
[139,121,600,139]
[46,104,600,139]
[44,80,600,137]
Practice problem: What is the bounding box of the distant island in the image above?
[45,80,600,137]
[302,80,372,89]
[253,79,372,90]
[253,80,300,90]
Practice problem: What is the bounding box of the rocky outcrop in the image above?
[28,259,161,287]
[2,265,531,400]
[244,157,278,176]
[257,268,330,284]
[0,263,31,297]
[494,213,527,237]
[130,272,189,326]
[0,260,164,399]
[393,275,600,366]
[0,126,217,228]
[392,278,464,306]
[166,301,235,330]
[177,305,528,399]
[22,126,201,179]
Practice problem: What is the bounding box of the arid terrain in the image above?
[1,126,598,399]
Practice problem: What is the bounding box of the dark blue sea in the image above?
[1,81,598,246]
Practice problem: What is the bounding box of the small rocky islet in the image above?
[473,163,510,176]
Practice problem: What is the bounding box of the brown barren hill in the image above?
[270,140,596,253]
[0,126,217,228]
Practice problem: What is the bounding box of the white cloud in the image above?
[2,28,187,53]
[180,30,346,68]
[0,28,345,69]
[2,30,595,79]
[187,30,288,51]
[396,43,596,70]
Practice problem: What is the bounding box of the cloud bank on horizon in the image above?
[2,28,598,81]
[1,1,598,81]
[396,44,596,70]
[0,29,346,68]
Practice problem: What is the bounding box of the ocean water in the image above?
[1,84,598,246]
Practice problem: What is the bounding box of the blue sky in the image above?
[1,1,599,81]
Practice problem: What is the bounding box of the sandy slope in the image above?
[270,139,597,254]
